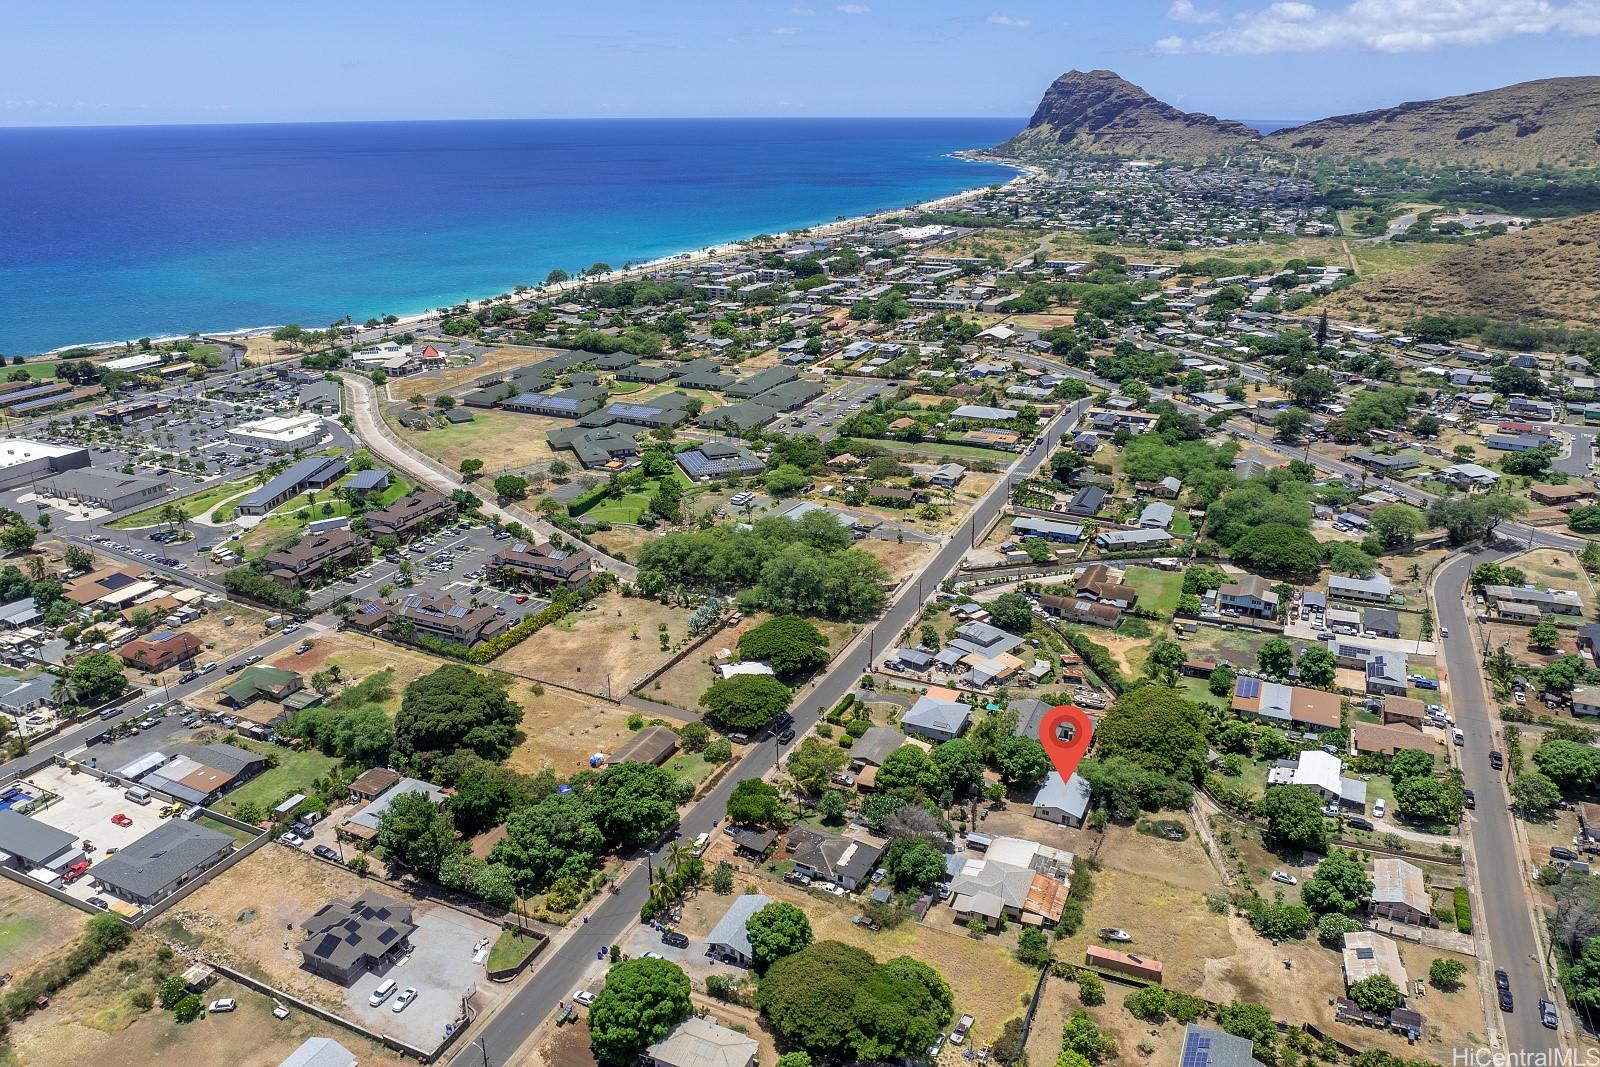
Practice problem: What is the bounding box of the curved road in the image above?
[449,399,1088,1067]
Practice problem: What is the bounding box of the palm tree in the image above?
[24,556,45,581]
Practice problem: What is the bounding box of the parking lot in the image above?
[339,904,500,1049]
[13,763,170,904]
[785,379,892,440]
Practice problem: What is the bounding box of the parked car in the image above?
[573,990,595,1007]
[1552,847,1580,862]
[313,844,339,861]
[1541,998,1559,1030]
[208,998,237,1013]
[1346,816,1375,832]
[851,914,880,931]
[661,930,690,948]
[928,1034,946,1058]
[86,897,108,910]
[1463,789,1476,810]
[1270,871,1298,885]
[110,813,133,827]
[1098,928,1132,942]
[279,832,304,847]
[1489,750,1504,769]
[392,988,418,1013]
[640,951,665,960]
[951,1014,974,1045]
[1373,799,1386,819]
[777,728,796,745]
[1500,987,1515,1013]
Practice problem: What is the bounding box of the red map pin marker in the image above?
[1039,704,1093,782]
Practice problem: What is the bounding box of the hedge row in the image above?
[1454,887,1472,934]
[1060,627,1128,694]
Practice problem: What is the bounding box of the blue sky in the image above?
[4,0,1595,126]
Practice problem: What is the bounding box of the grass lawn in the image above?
[12,361,59,380]
[1124,565,1184,620]
[662,750,719,789]
[108,476,256,528]
[196,813,259,844]
[214,740,339,817]
[570,469,690,526]
[488,928,541,970]
[241,477,413,556]
[835,436,1017,464]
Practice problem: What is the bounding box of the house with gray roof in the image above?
[785,827,885,890]
[342,776,447,840]
[1179,1025,1265,1067]
[0,673,57,714]
[0,809,79,873]
[90,819,233,906]
[1032,771,1093,827]
[704,892,772,967]
[647,1017,758,1067]
[299,891,417,985]
[848,726,907,769]
[901,693,971,742]
[278,1037,358,1067]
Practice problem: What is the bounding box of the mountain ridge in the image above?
[1003,70,1600,168]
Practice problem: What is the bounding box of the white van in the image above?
[124,786,153,805]
[369,978,397,1006]
[692,831,710,856]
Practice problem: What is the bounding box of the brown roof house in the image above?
[491,540,595,590]
[348,767,403,803]
[362,489,455,541]
[1352,721,1440,757]
[264,529,366,589]
[119,630,203,672]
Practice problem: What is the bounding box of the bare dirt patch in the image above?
[1504,547,1597,616]
[1098,816,1224,895]
[428,345,560,396]
[0,879,86,974]
[492,591,689,696]
[503,679,655,776]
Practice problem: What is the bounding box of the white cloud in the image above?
[1157,0,1600,54]
[772,25,800,34]
[836,3,871,13]
[1167,0,1220,21]
[987,12,1033,26]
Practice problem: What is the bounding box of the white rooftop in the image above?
[0,439,84,470]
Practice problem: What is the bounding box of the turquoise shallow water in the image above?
[0,117,1022,354]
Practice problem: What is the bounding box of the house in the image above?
[647,1017,758,1067]
[901,692,971,742]
[1352,720,1440,757]
[704,892,772,967]
[1573,686,1600,717]
[677,443,765,480]
[1067,486,1107,517]
[1011,516,1083,543]
[1075,564,1138,609]
[1364,654,1409,696]
[491,540,595,590]
[1039,594,1121,628]
[0,597,39,629]
[119,630,203,672]
[610,725,680,766]
[1231,677,1342,732]
[1096,528,1172,550]
[279,1038,358,1067]
[950,404,1019,423]
[347,767,402,802]
[1370,857,1434,926]
[264,529,366,588]
[1363,608,1401,638]
[299,891,417,985]
[930,463,967,488]
[90,820,233,906]
[1342,930,1408,993]
[1178,1026,1265,1067]
[341,777,448,842]
[221,666,304,710]
[1380,695,1428,727]
[786,826,885,890]
[1484,584,1583,618]
[1329,573,1393,604]
[1438,463,1500,489]
[363,490,455,541]
[136,743,268,805]
[1032,771,1093,827]
[1267,749,1367,809]
[1218,575,1279,620]
[386,594,507,647]
[344,469,391,496]
[0,809,80,874]
[1531,484,1594,506]
[849,726,908,770]
[0,674,57,715]
[949,854,1069,928]
[1138,501,1174,529]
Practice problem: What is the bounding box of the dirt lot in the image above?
[426,345,558,396]
[4,951,411,1067]
[1023,973,1186,1067]
[278,632,453,714]
[1098,815,1222,895]
[1483,619,1577,661]
[502,679,654,776]
[493,591,689,696]
[392,407,561,476]
[675,869,1035,1050]
[860,536,939,583]
[645,613,858,713]
[0,879,86,974]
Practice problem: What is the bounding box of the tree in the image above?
[885,836,945,892]
[1502,449,1553,477]
[64,544,94,572]
[875,745,946,798]
[492,474,529,500]
[818,789,848,822]
[1074,968,1104,1003]
[447,762,533,837]
[786,738,849,794]
[987,592,1034,634]
[1257,638,1294,677]
[584,762,680,849]
[995,735,1051,788]
[1208,664,1238,697]
[60,652,126,707]
[459,458,484,480]
[1429,494,1527,546]
[1301,851,1373,915]
[727,778,786,826]
[758,940,878,1057]
[1317,912,1362,945]
[588,957,693,1065]
[1348,974,1403,1014]
[737,616,829,678]
[1062,1009,1118,1063]
[1370,504,1426,551]
[1532,739,1600,795]
[1144,640,1186,685]
[1217,1001,1276,1060]
[395,664,523,763]
[1393,774,1465,823]
[930,738,985,795]
[1430,957,1466,991]
[1257,785,1328,852]
[1327,542,1377,577]
[1272,406,1312,443]
[376,790,460,877]
[1095,686,1209,781]
[1512,770,1562,816]
[491,793,604,890]
[850,955,953,1061]
[747,901,813,972]
[764,464,809,497]
[1297,646,1337,688]
[1229,523,1324,580]
[702,674,791,731]
[1530,620,1562,652]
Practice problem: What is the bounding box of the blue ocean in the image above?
[0,118,1023,354]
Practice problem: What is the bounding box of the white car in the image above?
[279,831,304,847]
[573,990,595,1007]
[208,998,237,1013]
[1373,799,1387,819]
[392,988,418,1013]
[1270,870,1298,886]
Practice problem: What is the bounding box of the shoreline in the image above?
[45,154,1036,356]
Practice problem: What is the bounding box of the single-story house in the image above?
[704,892,772,967]
[299,891,417,985]
[1369,857,1434,926]
[1032,772,1093,827]
[91,819,233,906]
[647,1017,758,1067]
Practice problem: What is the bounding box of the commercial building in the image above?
[0,440,91,491]
[229,412,326,452]
[40,468,170,512]
[90,820,234,906]
[0,809,80,874]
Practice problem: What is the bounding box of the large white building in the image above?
[228,413,325,452]
[0,439,91,491]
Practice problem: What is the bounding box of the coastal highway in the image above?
[1434,551,1563,1055]
[453,399,1089,1067]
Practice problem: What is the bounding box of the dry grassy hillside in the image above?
[1323,213,1600,330]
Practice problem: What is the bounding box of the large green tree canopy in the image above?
[395,664,522,763]
[737,616,829,678]
[1093,685,1209,781]
[588,957,693,1064]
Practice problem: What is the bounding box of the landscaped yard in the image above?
[107,475,256,528]
[1123,565,1183,620]
[568,469,691,526]
[488,928,541,971]
[240,475,414,555]
[213,740,339,817]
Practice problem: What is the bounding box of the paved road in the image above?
[1555,423,1597,477]
[451,399,1089,1067]
[337,372,637,581]
[1434,550,1562,1055]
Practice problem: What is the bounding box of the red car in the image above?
[515,595,529,604]
[110,813,133,827]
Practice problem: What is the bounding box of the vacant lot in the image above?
[282,632,455,715]
[213,740,339,818]
[860,536,937,583]
[0,878,86,973]
[502,680,650,776]
[1123,566,1183,621]
[393,407,560,475]
[646,613,858,713]
[1098,815,1221,895]
[494,591,687,696]
[1505,547,1597,617]
[427,345,558,395]
[1023,973,1186,1067]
